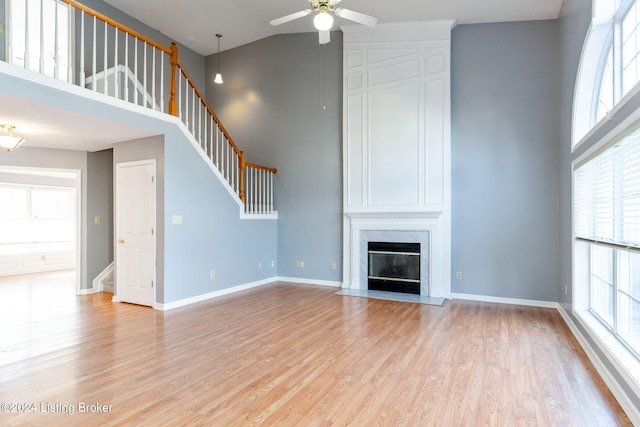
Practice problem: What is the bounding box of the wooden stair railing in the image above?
[171,43,278,209]
[14,0,277,214]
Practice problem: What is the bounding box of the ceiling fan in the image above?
[270,0,378,45]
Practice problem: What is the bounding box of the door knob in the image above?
[118,239,125,244]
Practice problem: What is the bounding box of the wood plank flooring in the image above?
[0,272,632,426]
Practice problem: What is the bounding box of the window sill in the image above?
[573,308,640,400]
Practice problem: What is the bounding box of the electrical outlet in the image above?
[295,261,300,267]
[456,272,462,280]
[95,216,101,225]
[300,261,304,268]
[564,285,568,295]
[331,262,337,270]
[271,261,275,267]
[210,270,216,279]
[258,262,262,269]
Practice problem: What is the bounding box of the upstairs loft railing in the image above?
[3,0,276,215]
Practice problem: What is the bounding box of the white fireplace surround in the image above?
[344,214,450,298]
[341,21,454,300]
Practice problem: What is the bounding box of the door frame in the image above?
[113,159,156,307]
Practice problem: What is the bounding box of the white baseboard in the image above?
[155,277,277,311]
[276,276,342,288]
[452,292,560,309]
[557,306,640,425]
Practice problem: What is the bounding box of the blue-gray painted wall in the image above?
[205,32,343,283]
[451,21,561,301]
[163,129,277,302]
[205,27,562,299]
[0,64,276,303]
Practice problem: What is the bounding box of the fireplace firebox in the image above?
[367,242,420,294]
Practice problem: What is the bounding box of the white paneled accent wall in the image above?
[342,21,454,298]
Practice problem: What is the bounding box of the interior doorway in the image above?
[0,166,81,293]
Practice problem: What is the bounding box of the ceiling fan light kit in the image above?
[313,11,334,31]
[271,0,377,44]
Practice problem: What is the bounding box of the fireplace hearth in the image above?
[368,242,420,295]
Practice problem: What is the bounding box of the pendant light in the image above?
[0,125,25,151]
[214,34,223,84]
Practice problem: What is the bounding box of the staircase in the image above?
[5,0,277,215]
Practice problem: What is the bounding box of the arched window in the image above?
[573,0,640,148]
[596,46,613,123]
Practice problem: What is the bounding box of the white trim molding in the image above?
[276,277,342,288]
[156,277,278,311]
[91,261,114,293]
[452,293,559,309]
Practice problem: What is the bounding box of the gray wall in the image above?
[163,127,278,303]
[204,26,564,295]
[451,21,561,301]
[86,149,114,288]
[1,56,276,304]
[205,32,343,283]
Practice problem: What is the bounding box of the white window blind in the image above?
[574,128,640,247]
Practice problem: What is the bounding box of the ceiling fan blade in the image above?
[319,30,331,44]
[270,10,311,26]
[335,8,378,27]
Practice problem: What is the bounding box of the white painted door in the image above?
[116,160,156,307]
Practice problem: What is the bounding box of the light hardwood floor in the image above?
[0,272,632,426]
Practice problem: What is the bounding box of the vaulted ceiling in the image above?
[0,0,565,152]
[103,0,565,55]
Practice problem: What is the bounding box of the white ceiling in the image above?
[0,91,158,152]
[103,0,565,55]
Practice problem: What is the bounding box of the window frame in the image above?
[572,109,640,400]
[0,183,76,256]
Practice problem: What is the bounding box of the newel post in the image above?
[168,42,179,116]
[239,151,246,203]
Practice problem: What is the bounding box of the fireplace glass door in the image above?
[368,242,420,294]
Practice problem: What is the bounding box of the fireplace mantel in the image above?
[343,212,450,298]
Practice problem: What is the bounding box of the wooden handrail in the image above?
[246,163,278,174]
[176,59,242,157]
[61,0,172,54]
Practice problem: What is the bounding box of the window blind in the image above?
[574,128,640,247]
